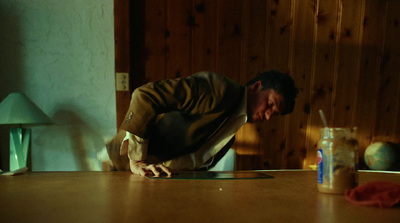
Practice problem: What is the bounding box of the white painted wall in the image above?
[0,0,116,171]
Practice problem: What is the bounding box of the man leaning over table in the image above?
[105,70,298,177]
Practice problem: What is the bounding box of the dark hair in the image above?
[246,70,298,115]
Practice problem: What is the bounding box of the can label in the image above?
[317,149,323,183]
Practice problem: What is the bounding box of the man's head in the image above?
[246,70,298,122]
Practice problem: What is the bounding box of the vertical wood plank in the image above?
[305,0,340,169]
[331,0,364,128]
[145,0,167,82]
[193,0,218,72]
[167,0,194,78]
[241,0,267,79]
[216,0,243,82]
[373,0,400,143]
[130,0,146,89]
[266,0,292,72]
[354,0,386,166]
[285,0,315,168]
[114,0,131,128]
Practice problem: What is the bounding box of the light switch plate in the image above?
[116,72,129,91]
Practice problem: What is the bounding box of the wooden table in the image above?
[1,170,399,223]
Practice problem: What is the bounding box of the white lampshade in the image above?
[0,92,52,125]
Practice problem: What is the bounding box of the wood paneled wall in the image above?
[114,0,400,170]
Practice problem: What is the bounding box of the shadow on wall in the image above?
[0,3,24,171]
[0,2,26,97]
[33,109,105,171]
[0,126,10,171]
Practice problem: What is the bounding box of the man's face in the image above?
[247,81,284,123]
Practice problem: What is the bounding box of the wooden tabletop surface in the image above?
[1,170,399,223]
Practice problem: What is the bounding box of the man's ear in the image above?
[250,81,262,91]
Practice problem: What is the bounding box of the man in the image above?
[105,70,298,176]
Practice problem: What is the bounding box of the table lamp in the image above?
[0,93,52,171]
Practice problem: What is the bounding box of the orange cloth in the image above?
[345,181,400,208]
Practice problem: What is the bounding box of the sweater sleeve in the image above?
[120,72,240,139]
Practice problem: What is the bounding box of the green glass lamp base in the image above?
[9,128,31,172]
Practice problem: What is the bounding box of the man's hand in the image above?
[129,160,174,177]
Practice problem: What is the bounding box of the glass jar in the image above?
[317,128,359,194]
